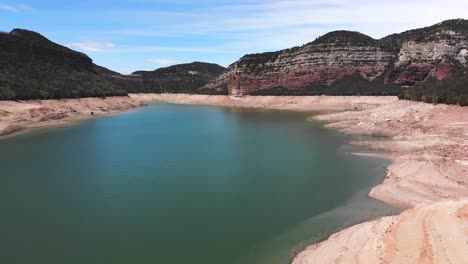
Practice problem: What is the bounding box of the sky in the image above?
[1,0,468,74]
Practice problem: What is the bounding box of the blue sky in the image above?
[1,0,468,74]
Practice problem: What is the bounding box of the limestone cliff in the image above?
[205,19,468,95]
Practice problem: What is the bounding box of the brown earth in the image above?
[292,200,468,264]
[0,96,145,136]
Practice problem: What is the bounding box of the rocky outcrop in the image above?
[205,19,468,95]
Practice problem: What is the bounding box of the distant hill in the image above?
[0,29,226,100]
[1,20,467,105]
[0,29,129,100]
[130,62,226,94]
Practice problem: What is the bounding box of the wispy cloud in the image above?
[113,45,225,53]
[26,0,468,74]
[105,0,468,46]
[0,3,32,12]
[147,58,185,66]
[67,41,116,53]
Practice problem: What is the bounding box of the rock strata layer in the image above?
[205,19,468,95]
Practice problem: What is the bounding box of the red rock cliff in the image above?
[205,19,468,95]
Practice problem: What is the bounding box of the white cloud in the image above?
[57,0,468,73]
[0,3,32,12]
[147,58,185,66]
[113,45,225,53]
[67,41,116,53]
[106,0,468,53]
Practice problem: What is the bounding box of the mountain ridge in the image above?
[0,19,467,104]
[127,62,227,94]
[204,19,468,98]
[0,29,225,99]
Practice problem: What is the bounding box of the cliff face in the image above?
[205,19,468,95]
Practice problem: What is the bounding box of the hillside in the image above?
[0,29,129,100]
[204,19,468,102]
[400,71,468,106]
[1,20,467,102]
[0,29,226,100]
[130,62,226,94]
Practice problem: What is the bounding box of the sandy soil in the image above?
[292,200,468,264]
[315,100,468,210]
[129,93,398,111]
[0,96,145,137]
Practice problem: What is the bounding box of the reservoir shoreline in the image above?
[1,93,467,263]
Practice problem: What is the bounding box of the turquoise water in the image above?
[0,104,397,264]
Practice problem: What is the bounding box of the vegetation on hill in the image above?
[0,29,129,100]
[312,31,377,45]
[0,29,226,100]
[129,62,226,94]
[399,72,468,106]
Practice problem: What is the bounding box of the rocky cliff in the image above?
[205,19,468,96]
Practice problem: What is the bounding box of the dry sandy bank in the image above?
[0,94,396,137]
[129,93,398,111]
[315,100,468,209]
[292,200,468,264]
[0,96,145,137]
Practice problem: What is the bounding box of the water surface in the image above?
[0,104,397,264]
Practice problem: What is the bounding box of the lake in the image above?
[0,103,397,264]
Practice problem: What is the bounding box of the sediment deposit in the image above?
[0,96,145,136]
[292,200,468,264]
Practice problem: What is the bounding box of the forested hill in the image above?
[0,29,130,100]
[0,29,227,100]
[400,72,468,106]
[129,62,227,94]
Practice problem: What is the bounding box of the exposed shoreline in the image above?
[0,96,147,138]
[1,93,467,263]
